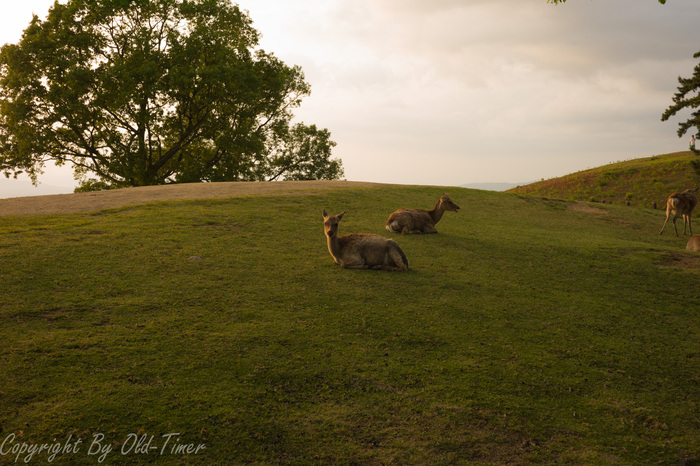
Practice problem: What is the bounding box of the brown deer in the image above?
[687,235,700,252]
[385,193,460,234]
[323,210,409,271]
[658,188,699,237]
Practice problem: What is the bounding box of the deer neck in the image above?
[429,201,445,224]
[327,234,343,261]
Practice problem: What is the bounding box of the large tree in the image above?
[662,50,700,155]
[0,0,343,190]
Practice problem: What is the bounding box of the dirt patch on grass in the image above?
[567,203,608,215]
[518,196,609,215]
[0,180,390,216]
[654,250,700,269]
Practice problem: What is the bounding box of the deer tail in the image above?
[387,240,409,271]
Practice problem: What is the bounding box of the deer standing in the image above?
[385,193,460,234]
[658,188,698,237]
[323,210,409,271]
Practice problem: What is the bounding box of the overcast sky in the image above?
[1,0,699,197]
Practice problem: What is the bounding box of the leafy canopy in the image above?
[661,50,700,154]
[0,0,343,189]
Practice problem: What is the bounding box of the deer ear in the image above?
[337,211,346,219]
[323,209,328,218]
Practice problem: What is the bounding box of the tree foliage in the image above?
[0,0,343,189]
[662,50,700,155]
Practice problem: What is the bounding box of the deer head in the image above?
[323,209,346,238]
[439,194,460,213]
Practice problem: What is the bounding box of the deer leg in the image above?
[672,213,681,237]
[659,214,670,235]
[341,263,369,269]
[339,258,369,269]
[371,265,402,271]
[401,226,422,234]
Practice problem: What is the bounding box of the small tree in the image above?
[662,50,700,156]
[266,124,342,182]
[0,0,343,190]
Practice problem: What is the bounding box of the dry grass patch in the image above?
[567,203,608,215]
[654,250,700,269]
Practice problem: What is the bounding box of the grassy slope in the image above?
[509,151,700,208]
[1,185,699,464]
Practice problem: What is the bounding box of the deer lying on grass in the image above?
[658,187,698,237]
[323,210,409,271]
[385,193,460,234]
[687,235,700,252]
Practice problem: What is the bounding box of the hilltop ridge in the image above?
[508,151,700,208]
[0,180,389,216]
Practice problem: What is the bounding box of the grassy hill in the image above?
[508,151,700,208]
[1,184,699,464]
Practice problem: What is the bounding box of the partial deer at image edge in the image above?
[659,187,698,237]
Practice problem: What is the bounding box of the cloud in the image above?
[268,0,700,182]
[3,0,700,190]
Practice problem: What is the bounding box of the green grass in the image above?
[1,185,699,464]
[509,151,700,208]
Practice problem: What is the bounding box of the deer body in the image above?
[659,188,698,237]
[385,194,460,234]
[323,210,408,271]
[687,235,700,252]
